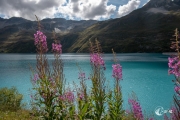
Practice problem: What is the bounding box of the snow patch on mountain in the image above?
[146,7,169,14]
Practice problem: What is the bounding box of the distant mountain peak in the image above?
[144,0,180,10]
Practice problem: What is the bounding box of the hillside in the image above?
[1,0,180,53]
[67,0,180,53]
[0,17,97,53]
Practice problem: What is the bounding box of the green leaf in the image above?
[81,103,89,116]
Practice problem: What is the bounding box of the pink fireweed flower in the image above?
[174,86,180,96]
[112,64,122,80]
[90,53,105,69]
[164,114,169,120]
[65,91,75,103]
[128,99,144,120]
[168,56,180,77]
[59,95,66,101]
[59,91,75,103]
[78,92,84,100]
[32,74,39,84]
[34,31,48,52]
[170,107,179,120]
[78,72,85,79]
[52,43,62,54]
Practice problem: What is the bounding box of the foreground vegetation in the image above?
[0,87,38,119]
[0,17,180,120]
[0,109,38,120]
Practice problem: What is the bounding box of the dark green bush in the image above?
[0,87,23,111]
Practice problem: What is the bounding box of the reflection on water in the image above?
[0,53,169,61]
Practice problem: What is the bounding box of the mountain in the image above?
[1,0,180,53]
[144,0,180,10]
[67,0,180,53]
[0,17,97,53]
[0,17,30,29]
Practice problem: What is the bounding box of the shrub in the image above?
[0,87,23,111]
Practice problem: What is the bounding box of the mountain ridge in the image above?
[0,17,98,53]
[66,0,180,53]
[1,0,180,53]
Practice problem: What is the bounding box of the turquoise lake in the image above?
[0,53,175,119]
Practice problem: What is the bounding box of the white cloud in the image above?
[57,0,117,20]
[0,0,117,20]
[117,0,140,17]
[0,0,148,21]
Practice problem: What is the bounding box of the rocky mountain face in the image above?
[0,17,97,53]
[1,0,180,53]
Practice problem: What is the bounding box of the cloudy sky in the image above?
[0,0,150,21]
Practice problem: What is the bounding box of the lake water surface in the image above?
[0,53,175,119]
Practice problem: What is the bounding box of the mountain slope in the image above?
[68,0,180,53]
[1,0,180,53]
[0,17,97,53]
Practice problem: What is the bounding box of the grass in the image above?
[0,109,39,120]
[0,109,135,120]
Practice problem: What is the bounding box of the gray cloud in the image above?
[83,1,107,18]
[71,0,79,2]
[71,0,80,13]
[0,0,66,20]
